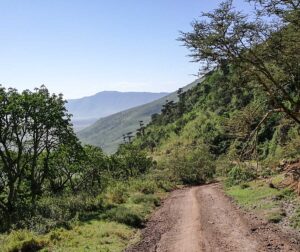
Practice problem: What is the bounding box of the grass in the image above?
[225,176,295,223]
[290,207,300,229]
[0,221,134,252]
[0,177,172,252]
[47,221,134,252]
[0,230,48,252]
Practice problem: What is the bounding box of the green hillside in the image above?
[67,91,169,131]
[77,79,201,153]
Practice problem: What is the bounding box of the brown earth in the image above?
[126,183,300,252]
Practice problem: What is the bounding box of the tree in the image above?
[48,144,84,194]
[73,145,108,196]
[0,85,80,227]
[137,120,146,137]
[179,0,300,124]
[115,144,153,178]
[177,88,186,116]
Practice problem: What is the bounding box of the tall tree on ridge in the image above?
[179,0,300,124]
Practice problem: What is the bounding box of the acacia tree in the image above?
[0,85,80,226]
[179,0,300,124]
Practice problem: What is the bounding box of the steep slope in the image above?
[67,91,168,130]
[77,79,201,153]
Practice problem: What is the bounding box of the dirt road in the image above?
[126,183,300,252]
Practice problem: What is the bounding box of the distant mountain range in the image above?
[66,91,169,130]
[77,79,202,153]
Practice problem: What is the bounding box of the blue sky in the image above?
[0,0,250,99]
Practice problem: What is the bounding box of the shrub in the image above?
[226,164,256,186]
[267,210,285,223]
[28,194,104,233]
[131,180,158,194]
[2,230,47,252]
[147,169,177,192]
[290,207,300,229]
[102,206,143,228]
[240,183,250,189]
[105,183,129,204]
[38,194,103,219]
[130,194,161,207]
[167,145,216,185]
[156,179,175,192]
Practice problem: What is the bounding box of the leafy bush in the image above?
[38,194,103,219]
[105,183,129,204]
[23,194,105,233]
[131,180,158,194]
[113,144,153,178]
[102,206,143,228]
[166,145,216,185]
[225,164,257,186]
[130,194,161,207]
[2,230,47,252]
[240,183,250,189]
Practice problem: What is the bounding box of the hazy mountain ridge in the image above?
[77,79,202,153]
[66,91,169,130]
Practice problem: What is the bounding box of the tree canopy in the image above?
[179,0,300,124]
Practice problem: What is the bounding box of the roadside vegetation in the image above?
[0,86,175,251]
[0,0,299,251]
[133,0,300,230]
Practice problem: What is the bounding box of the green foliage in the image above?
[130,180,158,195]
[226,165,257,186]
[0,230,47,252]
[0,173,165,251]
[163,145,215,185]
[0,86,155,232]
[290,207,300,229]
[113,144,153,178]
[0,86,82,231]
[130,194,161,207]
[226,179,298,226]
[280,132,300,160]
[77,80,200,153]
[105,184,129,205]
[179,0,300,125]
[102,206,144,228]
[227,181,282,210]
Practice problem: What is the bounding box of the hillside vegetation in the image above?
[0,0,299,251]
[67,91,168,131]
[77,80,200,153]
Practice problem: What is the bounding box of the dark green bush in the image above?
[105,183,129,204]
[24,194,105,233]
[167,145,216,185]
[130,194,161,207]
[131,180,158,194]
[240,183,250,189]
[102,206,143,228]
[226,165,257,186]
[3,230,47,252]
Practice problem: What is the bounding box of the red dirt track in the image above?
[126,183,300,252]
